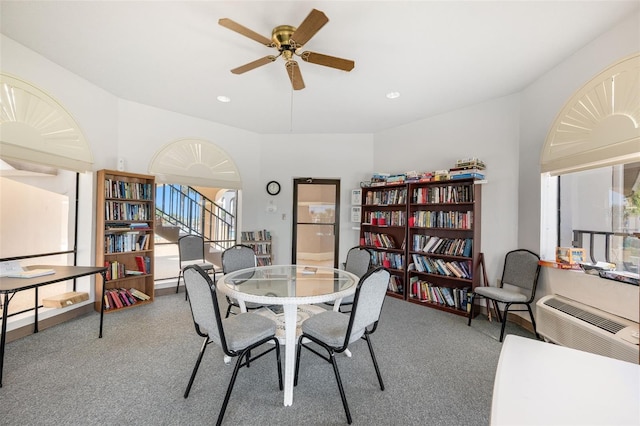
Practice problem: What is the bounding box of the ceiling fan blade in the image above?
[231,55,278,74]
[218,18,273,47]
[285,60,305,90]
[300,51,355,72]
[290,9,329,48]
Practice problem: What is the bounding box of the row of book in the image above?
[409,277,471,311]
[362,232,398,249]
[387,275,404,294]
[103,287,151,310]
[243,242,271,255]
[104,256,150,281]
[411,184,474,204]
[104,179,153,200]
[105,222,151,231]
[410,210,473,229]
[371,251,405,270]
[364,188,407,205]
[364,210,407,226]
[412,236,472,257]
[256,257,272,266]
[410,255,473,279]
[104,201,152,221]
[241,229,271,241]
[104,232,150,254]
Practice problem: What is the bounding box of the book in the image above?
[130,288,151,300]
[135,255,146,273]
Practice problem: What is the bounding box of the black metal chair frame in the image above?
[467,249,542,342]
[294,267,388,424]
[182,265,283,426]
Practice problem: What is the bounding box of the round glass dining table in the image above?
[217,264,358,406]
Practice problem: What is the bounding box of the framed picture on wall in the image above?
[351,206,361,223]
[351,189,362,205]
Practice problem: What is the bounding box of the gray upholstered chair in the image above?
[295,267,390,424]
[467,249,541,342]
[175,235,216,299]
[182,265,282,426]
[222,244,267,318]
[328,246,372,312]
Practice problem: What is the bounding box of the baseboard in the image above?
[4,304,94,344]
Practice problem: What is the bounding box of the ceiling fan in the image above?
[219,8,355,90]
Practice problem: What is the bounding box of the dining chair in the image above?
[327,246,372,312]
[221,244,268,317]
[175,235,216,299]
[467,249,542,342]
[294,267,390,424]
[182,264,283,426]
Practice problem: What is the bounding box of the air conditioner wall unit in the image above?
[537,295,639,364]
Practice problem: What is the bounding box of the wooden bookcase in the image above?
[241,229,272,266]
[359,184,408,299]
[359,178,482,316]
[95,169,155,313]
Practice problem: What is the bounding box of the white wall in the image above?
[373,94,521,282]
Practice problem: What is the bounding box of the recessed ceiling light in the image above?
[386,91,400,99]
[217,95,231,103]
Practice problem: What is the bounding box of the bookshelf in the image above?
[241,229,272,266]
[359,184,407,299]
[95,169,155,313]
[359,178,481,316]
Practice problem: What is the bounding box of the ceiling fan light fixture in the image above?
[217,95,231,103]
[219,9,354,90]
[386,91,400,99]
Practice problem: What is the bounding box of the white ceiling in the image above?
[1,1,637,134]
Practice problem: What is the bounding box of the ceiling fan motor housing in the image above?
[272,25,298,59]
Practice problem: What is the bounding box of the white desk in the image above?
[217,265,358,406]
[492,335,640,425]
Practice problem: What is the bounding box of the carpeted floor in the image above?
[0,292,536,425]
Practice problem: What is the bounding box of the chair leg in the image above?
[364,334,384,391]
[329,351,352,425]
[499,303,512,342]
[216,349,248,426]
[526,303,541,340]
[176,271,182,294]
[494,301,504,323]
[294,336,303,386]
[275,339,283,391]
[184,336,209,398]
[467,293,475,326]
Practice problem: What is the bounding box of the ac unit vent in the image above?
[543,297,626,334]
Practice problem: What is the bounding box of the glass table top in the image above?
[219,264,357,298]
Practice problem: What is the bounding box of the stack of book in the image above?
[449,158,486,180]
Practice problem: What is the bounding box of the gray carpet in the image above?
[0,292,536,425]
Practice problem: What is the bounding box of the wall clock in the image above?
[266,180,281,196]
